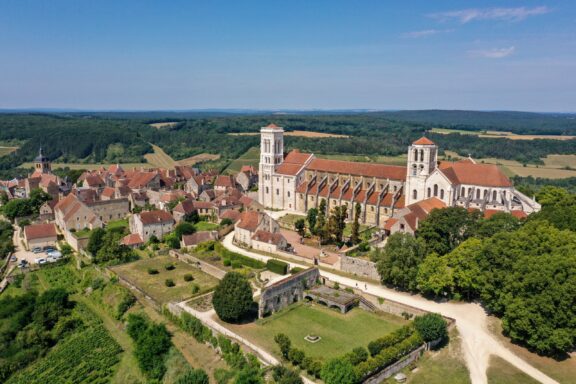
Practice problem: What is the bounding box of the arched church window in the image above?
[412,190,417,200]
[461,187,465,196]
[484,190,488,198]
[433,184,438,197]
[419,149,424,162]
[492,190,497,201]
[440,189,445,199]
[413,149,418,161]
[412,164,417,176]
[476,189,480,199]
[427,188,431,198]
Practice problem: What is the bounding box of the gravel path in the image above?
[223,232,559,384]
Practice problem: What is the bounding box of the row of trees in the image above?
[304,200,351,245]
[1,188,51,221]
[373,187,576,356]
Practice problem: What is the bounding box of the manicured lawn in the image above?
[222,302,407,360]
[278,213,306,229]
[107,218,128,231]
[72,228,92,238]
[194,221,220,231]
[111,256,219,304]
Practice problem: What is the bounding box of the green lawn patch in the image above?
[278,213,306,229]
[487,356,539,384]
[107,219,129,232]
[72,228,92,238]
[222,302,406,360]
[111,256,219,304]
[194,221,219,231]
[224,147,260,174]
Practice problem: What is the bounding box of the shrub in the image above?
[413,313,448,343]
[274,333,291,359]
[191,284,200,294]
[148,268,159,275]
[165,279,175,287]
[175,368,209,384]
[231,260,242,269]
[212,272,253,323]
[183,273,194,282]
[223,259,231,266]
[345,347,369,365]
[290,267,304,275]
[165,263,176,271]
[321,358,358,384]
[288,348,305,366]
[220,218,233,226]
[367,325,414,356]
[266,259,289,275]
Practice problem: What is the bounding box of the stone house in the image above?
[120,233,144,249]
[129,210,175,242]
[181,231,218,248]
[234,211,283,249]
[23,223,58,249]
[385,197,446,235]
[54,194,103,231]
[236,165,258,192]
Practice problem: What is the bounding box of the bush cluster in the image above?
[266,259,289,275]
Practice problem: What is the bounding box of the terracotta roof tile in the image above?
[284,150,313,165]
[24,223,57,240]
[139,210,174,225]
[251,230,285,245]
[439,162,512,188]
[236,211,261,232]
[413,137,435,145]
[182,231,218,246]
[121,233,143,246]
[308,159,406,181]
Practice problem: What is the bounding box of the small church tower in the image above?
[405,137,437,205]
[258,123,284,208]
[34,147,52,174]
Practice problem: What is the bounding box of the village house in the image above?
[23,223,58,250]
[129,209,175,242]
[233,211,286,251]
[120,233,144,249]
[181,231,219,248]
[54,194,102,232]
[214,175,236,192]
[235,165,258,192]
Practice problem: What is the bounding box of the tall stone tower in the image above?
[405,137,437,205]
[258,123,284,208]
[34,147,52,174]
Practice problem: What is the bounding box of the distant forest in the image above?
[1,111,576,175]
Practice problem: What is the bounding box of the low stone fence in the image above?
[169,250,225,279]
[63,230,89,252]
[218,224,234,238]
[340,255,379,281]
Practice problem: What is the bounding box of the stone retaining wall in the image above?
[340,255,379,280]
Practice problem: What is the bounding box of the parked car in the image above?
[10,255,17,262]
[46,256,57,263]
[34,257,46,264]
[32,247,42,253]
[47,251,62,259]
[44,247,55,253]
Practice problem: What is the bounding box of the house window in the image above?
[420,149,424,162]
[440,189,445,199]
[412,164,417,176]
[413,149,418,161]
[393,186,397,192]
[371,206,374,212]
[412,189,418,200]
[476,189,480,199]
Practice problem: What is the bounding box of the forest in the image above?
[1,111,576,175]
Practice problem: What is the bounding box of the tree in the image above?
[416,252,453,297]
[272,365,303,384]
[32,288,72,329]
[475,212,520,238]
[221,218,234,226]
[294,218,306,237]
[212,272,254,323]
[95,230,137,264]
[443,238,483,300]
[184,210,200,224]
[175,369,209,384]
[374,233,427,291]
[414,313,448,343]
[175,222,196,239]
[306,208,318,235]
[86,227,106,255]
[29,188,51,211]
[321,358,357,384]
[536,186,570,206]
[274,333,291,359]
[350,203,361,244]
[417,207,481,255]
[316,200,327,237]
[344,346,368,365]
[0,190,8,205]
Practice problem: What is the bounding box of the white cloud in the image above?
[430,6,550,23]
[468,46,516,59]
[402,29,453,38]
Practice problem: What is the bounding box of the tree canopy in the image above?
[212,272,254,323]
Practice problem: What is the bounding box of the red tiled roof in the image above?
[173,199,196,215]
[239,195,254,207]
[413,137,435,145]
[220,209,241,222]
[182,231,218,246]
[84,175,104,187]
[383,218,398,231]
[263,123,282,130]
[127,172,157,189]
[214,175,235,188]
[24,223,57,240]
[276,163,305,176]
[101,187,115,198]
[483,209,527,219]
[251,230,285,245]
[284,150,313,165]
[139,210,174,225]
[121,233,143,246]
[308,158,406,181]
[236,211,261,232]
[193,201,216,210]
[439,162,512,188]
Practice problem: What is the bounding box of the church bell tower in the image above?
[258,123,284,208]
[405,137,437,205]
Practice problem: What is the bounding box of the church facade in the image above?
[258,124,540,228]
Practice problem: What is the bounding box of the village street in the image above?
[222,232,559,384]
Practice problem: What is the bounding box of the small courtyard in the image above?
[219,301,407,360]
[111,255,219,304]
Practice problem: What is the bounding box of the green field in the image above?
[111,256,219,304]
[0,146,18,157]
[222,302,406,360]
[106,218,129,232]
[487,356,539,384]
[316,153,408,166]
[224,146,260,174]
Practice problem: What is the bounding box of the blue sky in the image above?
[0,1,575,111]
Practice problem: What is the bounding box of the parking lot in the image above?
[11,227,61,267]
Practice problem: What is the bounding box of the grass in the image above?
[107,218,129,232]
[177,153,221,167]
[487,356,539,384]
[144,144,177,169]
[432,127,576,141]
[194,221,220,231]
[278,213,306,229]
[401,329,470,384]
[0,146,18,157]
[111,256,219,304]
[221,302,407,361]
[315,153,408,166]
[487,317,576,384]
[224,147,260,174]
[72,228,92,238]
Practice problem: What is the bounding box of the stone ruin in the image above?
[258,267,320,318]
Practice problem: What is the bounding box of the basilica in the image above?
[257,124,540,229]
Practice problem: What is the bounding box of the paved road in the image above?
[222,232,559,384]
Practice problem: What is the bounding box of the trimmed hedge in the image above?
[266,259,289,275]
[214,242,266,269]
[367,325,414,356]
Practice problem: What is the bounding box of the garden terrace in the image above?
[110,256,219,304]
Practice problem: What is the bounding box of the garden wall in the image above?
[340,255,379,281]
